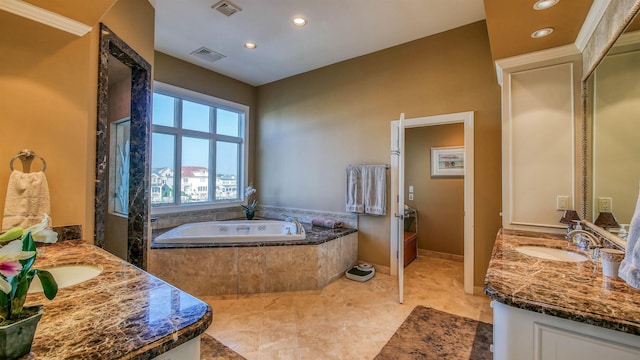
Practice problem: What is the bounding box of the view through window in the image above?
[151,86,246,208]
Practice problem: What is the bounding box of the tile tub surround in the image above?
[148,228,358,296]
[23,241,211,359]
[484,229,640,335]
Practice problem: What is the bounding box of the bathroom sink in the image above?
[28,264,103,293]
[515,246,588,262]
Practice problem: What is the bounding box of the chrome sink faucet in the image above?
[568,229,602,262]
[282,215,302,234]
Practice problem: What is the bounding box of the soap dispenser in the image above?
[572,221,583,245]
[618,224,628,240]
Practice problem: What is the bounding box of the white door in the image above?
[390,113,405,303]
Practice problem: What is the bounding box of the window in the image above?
[151,82,248,210]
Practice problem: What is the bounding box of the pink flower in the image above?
[0,261,22,277]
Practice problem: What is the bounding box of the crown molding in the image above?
[0,0,91,36]
[494,44,580,86]
[575,0,612,52]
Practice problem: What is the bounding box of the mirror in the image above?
[96,24,151,269]
[583,9,640,228]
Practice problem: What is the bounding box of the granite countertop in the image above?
[484,229,640,335]
[23,241,212,359]
[151,221,357,249]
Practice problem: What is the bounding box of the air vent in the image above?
[190,47,226,63]
[212,0,242,16]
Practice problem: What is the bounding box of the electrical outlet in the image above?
[556,196,569,211]
[409,186,414,193]
[599,197,613,212]
[408,194,414,201]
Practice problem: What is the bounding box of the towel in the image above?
[363,165,387,215]
[346,166,364,213]
[2,170,51,231]
[312,218,344,229]
[346,165,387,216]
[619,181,640,289]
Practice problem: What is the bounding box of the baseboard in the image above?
[358,261,390,275]
[473,286,486,296]
[418,249,464,263]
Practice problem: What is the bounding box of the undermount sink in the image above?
[515,246,588,262]
[28,264,103,293]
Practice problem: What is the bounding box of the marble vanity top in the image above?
[23,241,212,359]
[484,229,640,335]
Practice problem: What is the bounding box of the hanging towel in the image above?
[363,165,387,216]
[346,165,387,216]
[2,170,51,231]
[346,166,364,213]
[619,181,640,289]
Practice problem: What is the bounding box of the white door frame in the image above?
[390,111,475,294]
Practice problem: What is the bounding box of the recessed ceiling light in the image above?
[531,27,554,38]
[244,42,257,49]
[533,0,559,10]
[292,17,307,27]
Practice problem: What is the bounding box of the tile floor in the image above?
[200,255,493,360]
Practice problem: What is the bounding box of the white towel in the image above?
[363,165,387,216]
[346,166,364,213]
[346,165,387,216]
[619,181,640,289]
[2,170,51,231]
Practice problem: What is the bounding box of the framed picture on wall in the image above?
[431,146,464,177]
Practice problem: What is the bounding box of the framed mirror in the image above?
[96,23,151,269]
[582,4,640,230]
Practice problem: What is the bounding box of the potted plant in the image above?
[241,186,258,220]
[0,215,58,358]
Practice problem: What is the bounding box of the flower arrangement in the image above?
[241,186,258,220]
[0,215,58,324]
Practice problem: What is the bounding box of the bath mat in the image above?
[200,333,246,360]
[374,306,493,360]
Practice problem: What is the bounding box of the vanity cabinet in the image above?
[493,301,640,360]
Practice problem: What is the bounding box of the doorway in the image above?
[390,111,475,302]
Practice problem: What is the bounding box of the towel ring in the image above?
[9,149,47,172]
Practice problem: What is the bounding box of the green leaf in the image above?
[35,270,58,300]
[19,232,36,271]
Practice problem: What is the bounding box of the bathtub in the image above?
[154,220,305,244]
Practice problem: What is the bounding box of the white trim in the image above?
[575,0,612,52]
[502,62,578,232]
[0,0,92,37]
[495,44,580,86]
[390,111,475,295]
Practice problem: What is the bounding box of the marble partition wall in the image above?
[96,24,151,269]
[147,232,358,296]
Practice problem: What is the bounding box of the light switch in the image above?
[409,186,414,193]
[556,196,569,211]
[598,197,613,212]
[408,194,414,201]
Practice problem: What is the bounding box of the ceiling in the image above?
[16,0,597,86]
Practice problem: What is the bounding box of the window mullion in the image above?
[210,107,215,203]
[175,99,183,206]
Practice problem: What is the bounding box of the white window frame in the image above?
[151,81,250,215]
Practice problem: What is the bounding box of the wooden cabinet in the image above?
[404,232,417,267]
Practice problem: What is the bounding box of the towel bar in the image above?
[9,149,47,172]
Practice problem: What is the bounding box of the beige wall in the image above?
[257,20,502,286]
[153,51,258,185]
[405,124,464,255]
[0,0,154,241]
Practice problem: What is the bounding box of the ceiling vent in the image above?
[212,0,242,16]
[190,47,226,63]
